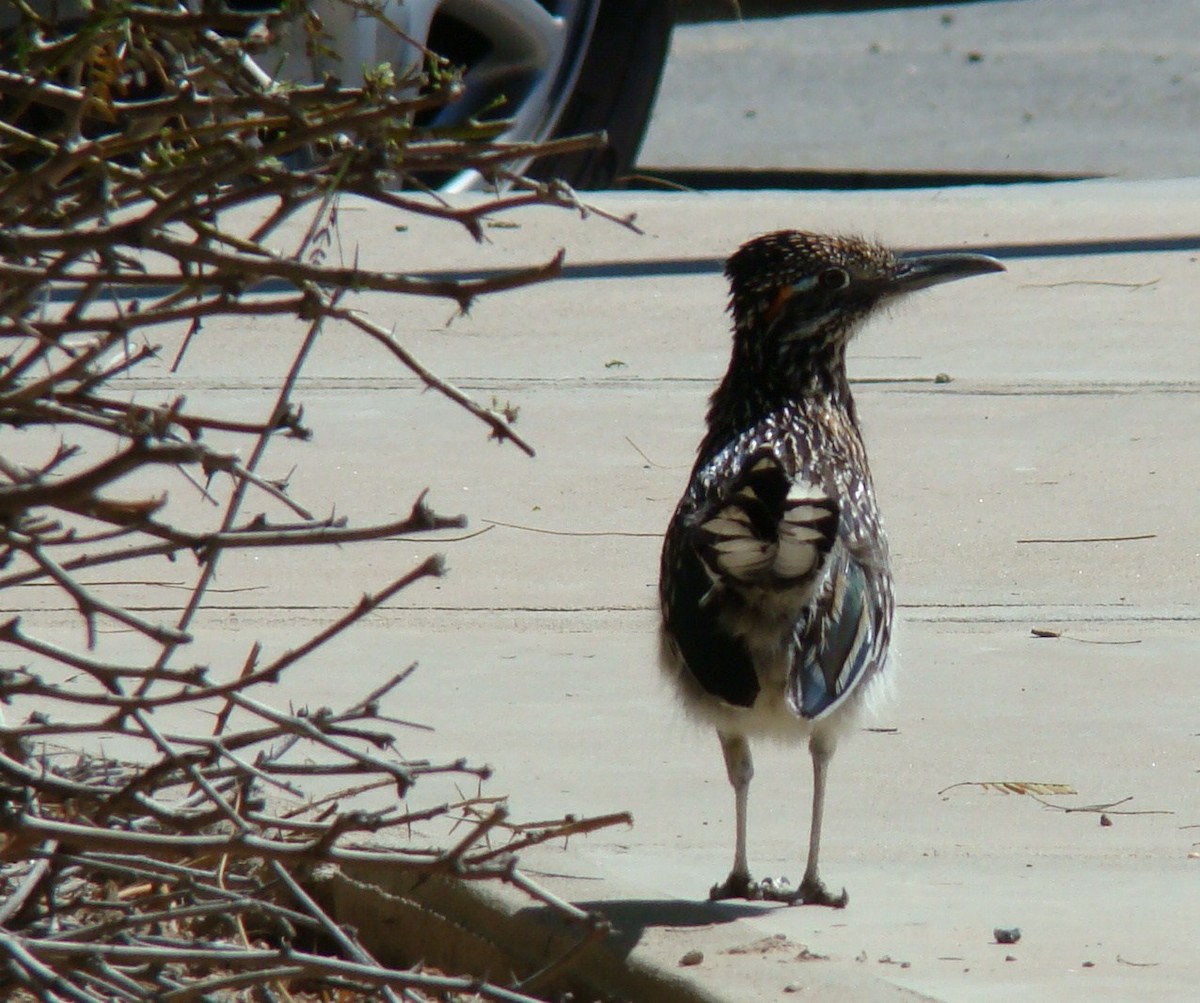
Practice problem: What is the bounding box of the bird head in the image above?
[723,230,1005,394]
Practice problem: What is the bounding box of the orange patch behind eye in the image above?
[764,285,793,327]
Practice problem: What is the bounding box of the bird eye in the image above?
[819,267,850,290]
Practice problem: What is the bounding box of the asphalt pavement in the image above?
[643,0,1200,181]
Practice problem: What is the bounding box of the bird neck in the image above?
[701,342,858,459]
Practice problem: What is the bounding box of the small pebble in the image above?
[1082,960,1095,968]
[679,949,704,967]
[1005,955,1017,962]
[784,985,804,994]
[934,372,952,384]
[994,927,1022,945]
[1100,813,1113,827]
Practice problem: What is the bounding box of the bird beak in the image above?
[889,251,1005,295]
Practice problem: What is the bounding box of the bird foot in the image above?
[708,871,757,902]
[709,873,848,908]
[788,875,849,909]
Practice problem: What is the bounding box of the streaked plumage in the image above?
[659,230,1004,906]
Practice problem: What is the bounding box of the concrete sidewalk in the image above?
[11,178,1200,1000]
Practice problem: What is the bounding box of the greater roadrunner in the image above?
[659,230,1003,907]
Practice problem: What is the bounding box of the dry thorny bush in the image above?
[0,2,636,999]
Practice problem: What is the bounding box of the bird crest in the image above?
[713,231,898,418]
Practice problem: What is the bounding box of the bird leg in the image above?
[709,731,755,901]
[791,735,848,907]
[708,731,848,908]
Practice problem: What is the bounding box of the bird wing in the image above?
[660,445,841,710]
[787,434,893,722]
[666,440,889,721]
[790,548,878,720]
[695,451,839,597]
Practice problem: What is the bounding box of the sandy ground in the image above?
[6,180,1199,1000]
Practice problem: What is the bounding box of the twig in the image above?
[17,939,550,1003]
[1027,794,1173,816]
[482,518,659,538]
[1016,533,1156,544]
[3,530,191,648]
[328,296,546,457]
[0,852,53,926]
[0,931,108,1003]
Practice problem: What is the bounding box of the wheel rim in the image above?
[262,0,601,190]
[429,0,598,191]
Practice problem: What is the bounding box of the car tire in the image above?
[527,0,676,189]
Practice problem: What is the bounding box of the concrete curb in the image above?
[325,864,731,1003]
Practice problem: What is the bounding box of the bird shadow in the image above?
[517,896,777,959]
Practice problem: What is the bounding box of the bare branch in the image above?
[0,3,640,1000]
